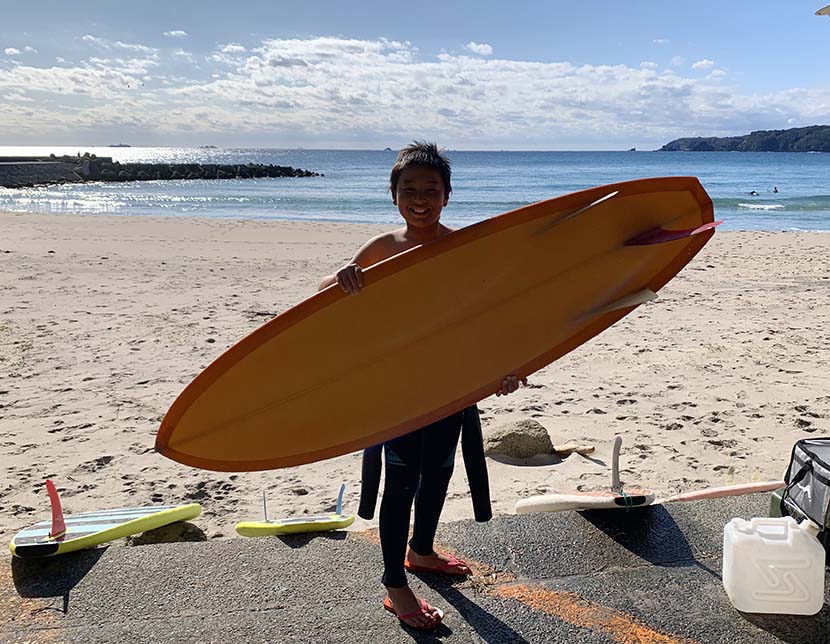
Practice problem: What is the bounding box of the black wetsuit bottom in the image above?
[379,410,464,588]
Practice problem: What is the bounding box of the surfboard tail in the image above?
[45,479,66,539]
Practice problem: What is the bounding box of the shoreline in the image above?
[1,211,828,542]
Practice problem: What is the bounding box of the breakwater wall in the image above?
[0,154,321,189]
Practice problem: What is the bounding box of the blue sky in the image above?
[1,1,828,149]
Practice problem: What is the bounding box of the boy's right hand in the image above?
[336,263,364,294]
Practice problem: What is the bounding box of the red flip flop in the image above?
[383,596,444,631]
[404,555,471,576]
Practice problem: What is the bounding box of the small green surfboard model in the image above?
[236,483,355,537]
[9,480,202,558]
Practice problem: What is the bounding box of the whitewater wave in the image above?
[737,203,785,211]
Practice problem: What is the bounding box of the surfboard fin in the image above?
[45,479,66,539]
[336,483,346,515]
[533,191,619,236]
[610,436,623,494]
[587,289,657,319]
[625,220,722,246]
[262,489,270,523]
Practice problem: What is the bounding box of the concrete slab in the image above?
[2,495,828,643]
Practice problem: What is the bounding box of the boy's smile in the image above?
[394,165,449,230]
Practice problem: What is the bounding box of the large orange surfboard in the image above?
[156,177,718,472]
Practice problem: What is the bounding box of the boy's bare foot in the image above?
[405,548,471,576]
[384,585,443,630]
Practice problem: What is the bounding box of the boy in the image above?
[319,142,524,631]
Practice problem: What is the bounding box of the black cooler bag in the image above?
[780,437,830,558]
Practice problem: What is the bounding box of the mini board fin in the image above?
[515,435,654,514]
[10,482,202,558]
[46,479,66,539]
[236,483,355,537]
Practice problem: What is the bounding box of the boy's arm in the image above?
[317,233,395,292]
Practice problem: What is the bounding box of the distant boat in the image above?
[108,144,131,148]
[627,147,637,152]
[200,145,218,149]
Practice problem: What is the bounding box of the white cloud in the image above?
[671,56,686,67]
[24,46,37,53]
[172,49,197,64]
[653,38,670,45]
[465,41,493,56]
[164,30,189,39]
[4,48,21,56]
[1,35,828,147]
[56,56,65,63]
[81,35,157,55]
[220,43,247,54]
[692,59,715,71]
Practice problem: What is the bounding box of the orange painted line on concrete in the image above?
[494,584,700,644]
[350,532,700,644]
[0,561,63,643]
[349,528,381,546]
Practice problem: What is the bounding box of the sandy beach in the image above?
[1,210,828,543]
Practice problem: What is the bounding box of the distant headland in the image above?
[660,125,830,152]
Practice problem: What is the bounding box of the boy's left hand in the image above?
[496,375,528,396]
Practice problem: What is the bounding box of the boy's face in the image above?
[393,165,448,229]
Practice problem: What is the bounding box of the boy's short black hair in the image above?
[389,141,452,197]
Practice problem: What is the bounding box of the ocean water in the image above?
[0,146,828,231]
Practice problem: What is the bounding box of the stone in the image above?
[126,521,206,546]
[484,419,553,459]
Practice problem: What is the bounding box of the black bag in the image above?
[781,437,830,558]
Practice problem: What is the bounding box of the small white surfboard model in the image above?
[655,480,783,504]
[235,483,355,537]
[515,436,655,514]
[10,480,202,558]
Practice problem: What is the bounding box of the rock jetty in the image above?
[0,153,321,189]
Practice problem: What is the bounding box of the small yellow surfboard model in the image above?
[236,483,355,537]
[10,480,202,558]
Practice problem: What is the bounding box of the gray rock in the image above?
[484,419,553,459]
[126,521,206,546]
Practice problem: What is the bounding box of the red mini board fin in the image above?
[45,479,66,539]
[625,220,723,246]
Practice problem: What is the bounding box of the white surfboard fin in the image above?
[45,479,66,539]
[262,489,269,523]
[610,435,623,494]
[534,191,618,236]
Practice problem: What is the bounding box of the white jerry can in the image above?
[722,516,826,615]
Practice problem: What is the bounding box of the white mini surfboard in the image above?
[236,483,355,537]
[516,436,655,514]
[654,480,783,504]
[10,480,202,558]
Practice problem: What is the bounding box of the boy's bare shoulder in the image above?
[353,228,409,266]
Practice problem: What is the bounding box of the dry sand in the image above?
[1,210,829,543]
